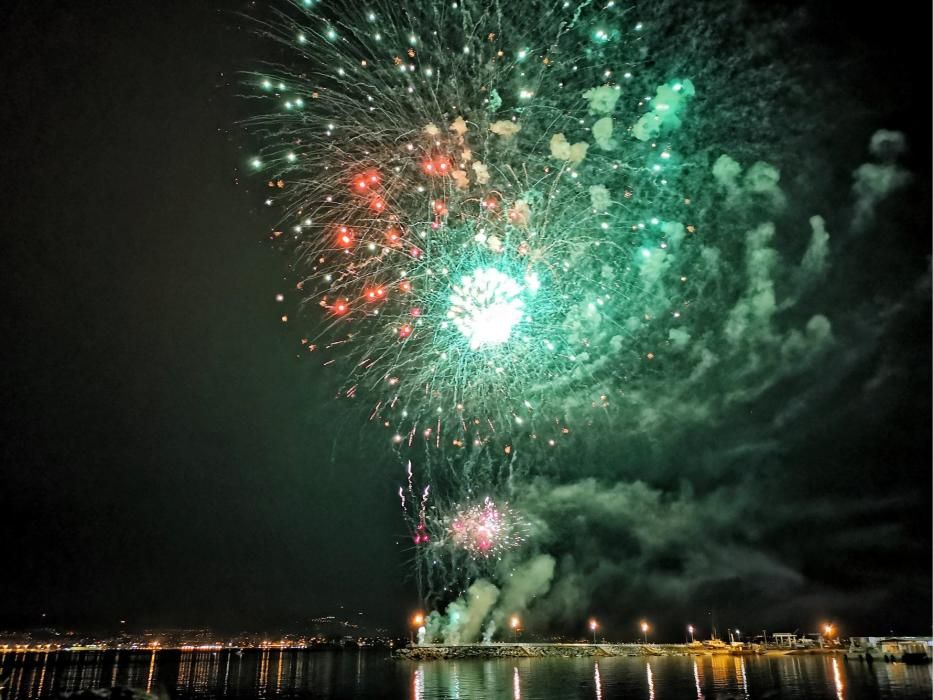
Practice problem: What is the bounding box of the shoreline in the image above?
[395,643,843,661]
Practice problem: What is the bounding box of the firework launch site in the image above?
[396,642,844,661]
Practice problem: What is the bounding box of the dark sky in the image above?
[1,0,929,639]
[1,0,414,633]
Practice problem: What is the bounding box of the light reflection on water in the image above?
[1,649,930,699]
[692,657,703,699]
[833,657,845,700]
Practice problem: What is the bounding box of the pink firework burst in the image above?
[449,498,526,558]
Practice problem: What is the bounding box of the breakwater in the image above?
[394,643,840,661]
[397,643,690,660]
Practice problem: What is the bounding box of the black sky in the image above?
[0,0,929,638]
[1,0,415,632]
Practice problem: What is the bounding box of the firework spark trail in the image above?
[238,0,902,641]
[246,0,698,454]
[399,454,532,605]
[449,497,528,558]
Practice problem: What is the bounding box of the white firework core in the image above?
[447,268,524,350]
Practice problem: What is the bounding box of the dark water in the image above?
[2,649,930,699]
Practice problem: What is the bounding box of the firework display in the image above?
[449,498,527,557]
[398,456,533,602]
[246,0,698,453]
[239,0,918,645]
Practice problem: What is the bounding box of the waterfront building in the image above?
[771,633,797,648]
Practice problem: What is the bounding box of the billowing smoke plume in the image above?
[513,128,928,633]
[851,130,911,232]
[424,580,498,644]
[417,124,926,637]
[486,555,556,642]
[423,555,556,644]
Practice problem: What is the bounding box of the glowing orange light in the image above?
[412,613,424,627]
[399,280,412,292]
[421,155,452,177]
[332,299,349,315]
[399,324,413,338]
[370,196,386,212]
[386,227,402,245]
[351,169,381,193]
[365,287,387,302]
[336,225,355,248]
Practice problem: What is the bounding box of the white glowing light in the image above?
[447,268,524,350]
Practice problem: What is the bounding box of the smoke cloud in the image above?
[504,128,926,636]
[423,556,556,644]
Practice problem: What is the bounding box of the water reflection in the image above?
[450,661,461,698]
[735,656,748,698]
[275,651,285,695]
[832,657,845,700]
[145,650,156,693]
[412,664,424,700]
[257,648,270,694]
[708,653,732,689]
[0,649,930,700]
[692,658,703,699]
[36,652,50,699]
[223,652,232,696]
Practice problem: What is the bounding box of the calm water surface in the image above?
[2,649,930,699]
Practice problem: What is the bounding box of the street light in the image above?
[687,625,695,643]
[641,621,649,645]
[410,613,424,645]
[589,619,598,644]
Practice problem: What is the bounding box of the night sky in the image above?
[1,0,929,640]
